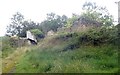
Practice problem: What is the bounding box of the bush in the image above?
[30,29,45,40]
[79,26,119,46]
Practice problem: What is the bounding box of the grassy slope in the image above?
[15,33,118,73]
[2,36,16,58]
[2,46,38,73]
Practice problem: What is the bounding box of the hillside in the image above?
[2,27,119,73]
[1,1,120,74]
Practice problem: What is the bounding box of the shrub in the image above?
[79,26,119,46]
[30,29,45,40]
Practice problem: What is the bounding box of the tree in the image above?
[6,12,24,36]
[40,13,68,33]
[6,12,68,37]
[6,12,41,37]
[46,12,56,21]
[81,2,114,26]
[19,20,40,37]
[65,13,79,27]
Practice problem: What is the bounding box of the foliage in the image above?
[30,29,43,35]
[6,1,115,38]
[57,27,118,47]
[65,14,79,27]
[6,12,41,37]
[83,26,118,46]
[19,20,40,37]
[116,24,120,46]
[61,2,114,28]
[6,12,24,36]
[56,26,118,47]
[40,13,68,33]
[15,25,119,73]
[81,2,114,26]
[30,29,44,40]
[4,2,118,73]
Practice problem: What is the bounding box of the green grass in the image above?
[2,36,16,58]
[16,44,118,73]
[15,31,119,73]
[3,27,119,73]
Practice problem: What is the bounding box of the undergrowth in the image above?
[16,35,118,73]
[5,26,119,73]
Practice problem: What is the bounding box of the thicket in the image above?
[80,26,118,46]
[15,26,119,73]
[55,26,119,51]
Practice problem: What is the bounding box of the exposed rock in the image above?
[47,30,55,36]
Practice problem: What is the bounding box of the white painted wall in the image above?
[26,31,37,42]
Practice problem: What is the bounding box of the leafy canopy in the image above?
[81,2,114,26]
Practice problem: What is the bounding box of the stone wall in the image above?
[47,30,55,36]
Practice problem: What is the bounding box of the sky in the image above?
[0,0,119,36]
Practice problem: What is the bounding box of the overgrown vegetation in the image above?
[15,29,118,73]
[2,1,119,73]
[2,36,17,58]
[30,29,45,41]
